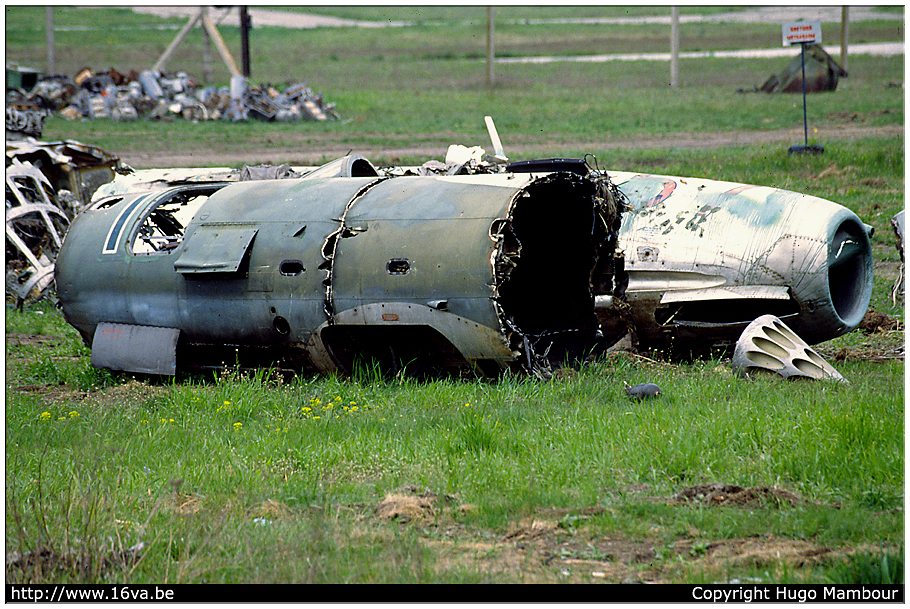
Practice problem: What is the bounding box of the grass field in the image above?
[5,5,905,587]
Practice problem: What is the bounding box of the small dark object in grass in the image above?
[624,381,662,400]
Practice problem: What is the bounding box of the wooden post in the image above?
[45,6,55,74]
[153,11,202,73]
[486,6,495,88]
[240,6,251,77]
[670,6,680,87]
[201,10,242,77]
[840,6,850,73]
[201,7,213,83]
[152,7,241,78]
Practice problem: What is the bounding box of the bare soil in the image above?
[372,485,882,583]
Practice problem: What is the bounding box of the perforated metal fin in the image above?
[732,314,846,382]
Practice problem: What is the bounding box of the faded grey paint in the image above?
[56,170,612,377]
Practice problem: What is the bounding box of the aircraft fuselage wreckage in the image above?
[56,163,625,378]
[607,170,873,354]
[54,122,873,379]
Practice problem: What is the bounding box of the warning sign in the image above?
[782,20,822,46]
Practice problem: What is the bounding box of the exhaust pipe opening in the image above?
[828,217,873,328]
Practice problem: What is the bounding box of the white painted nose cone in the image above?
[732,315,846,382]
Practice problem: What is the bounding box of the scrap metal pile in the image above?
[7,65,339,127]
[5,139,127,307]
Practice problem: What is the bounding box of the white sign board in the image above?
[782,20,822,46]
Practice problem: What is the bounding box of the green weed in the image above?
[825,548,904,585]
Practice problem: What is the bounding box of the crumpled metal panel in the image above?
[6,138,121,206]
[892,210,905,261]
[5,160,70,305]
[891,210,904,304]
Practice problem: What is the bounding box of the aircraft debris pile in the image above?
[6,63,49,138]
[8,65,338,124]
[6,105,50,139]
[752,44,848,93]
[6,159,70,307]
[891,210,904,304]
[7,114,871,380]
[56,113,875,380]
[56,146,630,380]
[5,138,127,306]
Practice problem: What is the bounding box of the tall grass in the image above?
[6,333,904,583]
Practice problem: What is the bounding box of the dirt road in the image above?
[119,123,904,169]
[128,6,903,64]
[129,6,903,29]
[113,5,902,168]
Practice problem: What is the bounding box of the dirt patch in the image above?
[76,379,170,412]
[7,333,64,349]
[826,109,900,123]
[252,499,294,521]
[858,309,903,334]
[673,483,806,508]
[6,542,146,583]
[374,486,461,524]
[367,484,880,583]
[375,493,438,524]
